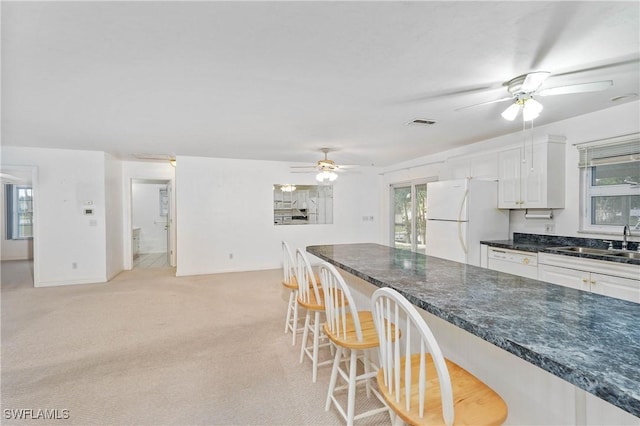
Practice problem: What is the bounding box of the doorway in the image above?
[131,179,173,269]
[0,166,37,286]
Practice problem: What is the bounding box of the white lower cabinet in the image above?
[538,264,591,292]
[538,253,640,303]
[590,272,640,303]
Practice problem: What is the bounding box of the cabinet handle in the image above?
[591,280,596,285]
[582,278,588,283]
[523,258,529,265]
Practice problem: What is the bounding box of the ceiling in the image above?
[2,1,639,167]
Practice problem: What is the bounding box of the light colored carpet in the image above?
[1,261,390,425]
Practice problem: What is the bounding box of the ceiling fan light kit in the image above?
[316,170,338,183]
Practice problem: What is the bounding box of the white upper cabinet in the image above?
[498,135,566,209]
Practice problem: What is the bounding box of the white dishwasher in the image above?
[487,247,538,279]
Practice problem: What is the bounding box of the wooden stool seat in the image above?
[297,287,325,311]
[283,274,321,291]
[372,287,508,426]
[323,311,381,350]
[377,353,507,426]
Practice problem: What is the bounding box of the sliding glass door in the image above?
[391,182,429,253]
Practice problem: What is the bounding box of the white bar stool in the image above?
[320,262,391,426]
[371,287,508,426]
[296,249,332,383]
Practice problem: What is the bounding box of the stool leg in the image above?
[291,294,299,346]
[363,349,372,398]
[312,311,321,383]
[284,290,294,334]
[347,348,358,426]
[299,312,311,363]
[325,345,343,411]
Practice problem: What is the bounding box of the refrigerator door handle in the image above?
[458,189,469,254]
[457,189,468,222]
[458,220,468,254]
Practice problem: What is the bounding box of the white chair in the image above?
[282,240,303,345]
[320,262,391,426]
[296,249,332,383]
[371,287,508,426]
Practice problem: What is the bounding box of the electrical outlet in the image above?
[72,262,77,269]
[545,223,556,234]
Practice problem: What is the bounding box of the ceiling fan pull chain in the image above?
[530,119,535,171]
[521,115,527,164]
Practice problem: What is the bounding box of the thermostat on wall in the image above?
[82,200,95,215]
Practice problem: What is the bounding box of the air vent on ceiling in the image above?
[408,119,438,126]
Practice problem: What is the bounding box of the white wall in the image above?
[132,182,168,254]
[379,100,640,244]
[176,156,381,276]
[1,147,109,286]
[105,153,123,280]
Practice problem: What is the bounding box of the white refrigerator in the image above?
[425,178,509,266]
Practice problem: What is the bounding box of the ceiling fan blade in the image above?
[521,71,551,92]
[455,96,513,112]
[537,80,613,97]
[553,56,639,78]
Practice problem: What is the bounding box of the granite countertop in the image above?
[307,243,640,418]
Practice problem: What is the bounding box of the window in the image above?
[391,180,433,253]
[5,184,33,240]
[578,134,640,233]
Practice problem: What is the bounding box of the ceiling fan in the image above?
[290,148,351,182]
[456,71,613,121]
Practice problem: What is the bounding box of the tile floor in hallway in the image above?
[133,252,170,268]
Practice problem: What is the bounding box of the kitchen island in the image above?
[307,243,640,423]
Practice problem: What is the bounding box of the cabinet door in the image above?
[498,148,521,208]
[590,273,640,303]
[538,264,590,291]
[521,142,547,208]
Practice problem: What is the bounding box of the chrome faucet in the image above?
[622,224,630,251]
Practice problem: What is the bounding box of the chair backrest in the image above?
[282,241,296,286]
[319,262,363,342]
[295,249,322,304]
[371,287,454,426]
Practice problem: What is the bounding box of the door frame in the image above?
[124,177,176,270]
[0,165,40,286]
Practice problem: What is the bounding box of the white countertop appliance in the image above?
[426,178,509,266]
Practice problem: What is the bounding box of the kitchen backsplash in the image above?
[513,233,639,251]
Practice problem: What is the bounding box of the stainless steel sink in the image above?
[551,246,640,260]
[551,246,612,255]
[612,251,640,259]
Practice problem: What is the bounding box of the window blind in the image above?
[577,133,640,167]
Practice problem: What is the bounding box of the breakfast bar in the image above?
[307,243,640,423]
